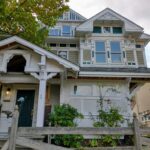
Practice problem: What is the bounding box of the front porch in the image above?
[0,36,79,139]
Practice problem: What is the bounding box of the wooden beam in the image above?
[133,114,142,150]
[1,140,9,150]
[142,137,150,146]
[17,127,134,136]
[82,146,135,150]
[8,106,19,150]
[16,137,73,150]
[140,127,150,135]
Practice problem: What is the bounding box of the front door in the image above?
[16,90,35,127]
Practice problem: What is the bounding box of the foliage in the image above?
[91,85,124,147]
[49,104,84,148]
[0,0,69,46]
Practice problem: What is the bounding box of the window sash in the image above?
[96,52,106,63]
[62,25,71,36]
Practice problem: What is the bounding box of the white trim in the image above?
[0,36,79,71]
[79,71,150,78]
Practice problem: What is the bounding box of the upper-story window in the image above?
[113,27,122,34]
[93,26,101,33]
[110,41,122,63]
[58,51,68,59]
[103,27,111,33]
[95,41,106,63]
[62,25,71,36]
[49,28,61,36]
[93,26,123,34]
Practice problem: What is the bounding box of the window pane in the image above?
[113,27,122,34]
[111,41,121,52]
[111,53,121,63]
[58,51,67,59]
[62,25,71,36]
[49,29,60,36]
[96,53,106,63]
[96,42,105,52]
[103,27,111,33]
[93,26,101,33]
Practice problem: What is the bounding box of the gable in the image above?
[0,36,79,71]
[76,8,143,33]
[59,9,86,21]
[97,12,120,21]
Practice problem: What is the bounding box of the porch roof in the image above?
[0,36,79,71]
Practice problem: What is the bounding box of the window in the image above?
[73,85,92,96]
[50,43,57,47]
[62,25,71,36]
[70,44,77,47]
[113,27,122,34]
[95,42,106,63]
[110,41,122,63]
[136,44,143,48]
[58,51,67,59]
[60,44,67,47]
[103,27,111,33]
[49,28,60,36]
[93,26,101,33]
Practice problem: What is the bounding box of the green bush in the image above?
[48,104,84,148]
[93,107,124,146]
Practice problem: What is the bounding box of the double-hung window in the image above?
[110,41,122,63]
[95,41,106,63]
[62,25,71,36]
[49,28,60,36]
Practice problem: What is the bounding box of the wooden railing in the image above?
[1,106,150,150]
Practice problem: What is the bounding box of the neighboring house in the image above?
[133,83,150,127]
[0,8,150,138]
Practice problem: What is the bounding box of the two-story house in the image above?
[0,8,150,139]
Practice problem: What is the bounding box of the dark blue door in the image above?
[16,90,35,127]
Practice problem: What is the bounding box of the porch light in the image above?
[6,88,11,95]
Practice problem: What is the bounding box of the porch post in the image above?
[36,78,47,127]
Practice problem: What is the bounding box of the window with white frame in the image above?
[110,41,122,63]
[49,28,61,36]
[73,85,92,96]
[62,25,71,36]
[95,41,106,63]
[58,51,68,59]
[103,27,111,33]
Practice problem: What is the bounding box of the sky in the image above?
[68,0,150,67]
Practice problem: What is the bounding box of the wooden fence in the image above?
[1,106,150,150]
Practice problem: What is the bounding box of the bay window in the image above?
[95,41,106,63]
[110,41,122,63]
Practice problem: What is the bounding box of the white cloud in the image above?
[68,0,150,66]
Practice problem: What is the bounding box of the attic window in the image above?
[103,27,111,33]
[7,55,26,72]
[113,27,122,34]
[93,26,101,33]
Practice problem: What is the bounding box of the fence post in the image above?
[8,105,19,150]
[133,113,142,150]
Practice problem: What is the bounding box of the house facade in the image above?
[0,8,150,138]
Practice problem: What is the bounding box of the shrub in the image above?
[48,104,84,148]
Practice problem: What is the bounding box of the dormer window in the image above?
[103,27,111,33]
[113,27,122,34]
[62,25,71,36]
[93,26,101,33]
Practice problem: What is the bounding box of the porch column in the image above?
[36,78,47,127]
